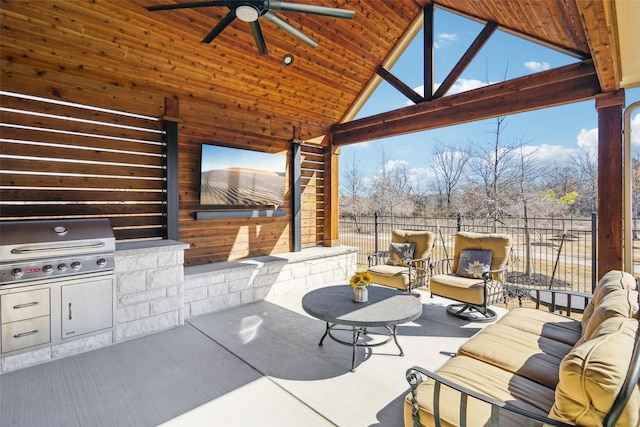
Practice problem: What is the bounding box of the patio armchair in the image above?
[429,231,512,322]
[367,229,435,294]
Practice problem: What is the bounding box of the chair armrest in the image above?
[430,258,454,275]
[368,251,389,267]
[407,255,431,268]
[405,366,574,427]
[482,265,508,282]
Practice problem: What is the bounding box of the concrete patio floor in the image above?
[0,285,507,427]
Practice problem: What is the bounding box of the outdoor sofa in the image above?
[405,269,640,427]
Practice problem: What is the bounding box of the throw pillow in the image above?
[386,242,415,266]
[456,249,493,278]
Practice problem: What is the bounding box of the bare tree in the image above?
[370,147,415,216]
[569,145,598,214]
[432,141,471,215]
[341,153,369,231]
[466,116,524,229]
[507,144,546,276]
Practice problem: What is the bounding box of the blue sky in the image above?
[340,8,640,190]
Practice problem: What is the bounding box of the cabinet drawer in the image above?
[1,315,51,353]
[1,288,50,323]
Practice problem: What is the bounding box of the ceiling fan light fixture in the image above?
[236,5,260,22]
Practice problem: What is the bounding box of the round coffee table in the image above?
[302,285,422,371]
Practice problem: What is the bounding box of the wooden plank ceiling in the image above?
[1,0,620,144]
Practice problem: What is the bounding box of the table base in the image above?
[318,322,404,372]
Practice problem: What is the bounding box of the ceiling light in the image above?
[282,54,294,67]
[235,5,259,22]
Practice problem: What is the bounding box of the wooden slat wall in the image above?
[0,91,165,240]
[300,143,325,248]
[177,97,293,266]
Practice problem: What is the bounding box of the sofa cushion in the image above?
[497,307,582,346]
[458,322,572,389]
[455,249,492,278]
[404,355,555,427]
[582,270,637,331]
[550,317,640,427]
[582,289,639,341]
[386,242,415,266]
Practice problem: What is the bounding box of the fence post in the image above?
[457,212,462,232]
[374,212,379,254]
[591,212,597,292]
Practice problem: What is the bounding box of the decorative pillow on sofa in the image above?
[456,249,493,279]
[386,242,415,266]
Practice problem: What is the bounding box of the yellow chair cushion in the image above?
[451,231,512,274]
[430,274,486,305]
[367,264,410,290]
[391,229,435,260]
[549,317,640,427]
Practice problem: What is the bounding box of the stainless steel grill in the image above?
[0,219,115,287]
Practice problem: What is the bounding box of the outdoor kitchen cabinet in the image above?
[61,278,113,339]
[1,288,51,353]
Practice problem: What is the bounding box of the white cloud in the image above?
[520,144,575,164]
[577,127,598,152]
[408,79,491,105]
[445,79,489,95]
[524,61,551,72]
[435,33,457,49]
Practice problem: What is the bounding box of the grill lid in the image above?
[0,219,116,263]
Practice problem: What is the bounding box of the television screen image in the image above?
[200,144,286,208]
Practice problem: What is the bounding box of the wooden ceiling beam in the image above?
[375,65,424,104]
[423,3,434,101]
[433,20,498,99]
[574,0,621,92]
[332,59,600,146]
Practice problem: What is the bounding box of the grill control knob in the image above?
[96,258,107,267]
[71,262,81,270]
[43,265,54,273]
[11,268,23,277]
[58,263,67,271]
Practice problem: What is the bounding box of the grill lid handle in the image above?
[10,242,106,254]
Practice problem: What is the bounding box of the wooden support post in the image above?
[323,138,340,247]
[596,90,625,279]
[163,96,181,241]
[291,141,302,252]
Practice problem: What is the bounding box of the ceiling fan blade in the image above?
[249,21,269,56]
[263,11,318,48]
[201,11,236,43]
[146,1,226,12]
[268,1,355,19]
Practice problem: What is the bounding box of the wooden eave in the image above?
[0,0,627,147]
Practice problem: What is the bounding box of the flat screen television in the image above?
[199,144,287,208]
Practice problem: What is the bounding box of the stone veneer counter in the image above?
[2,241,357,373]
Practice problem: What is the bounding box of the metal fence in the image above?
[339,213,597,293]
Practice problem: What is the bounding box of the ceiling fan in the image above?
[145,1,356,56]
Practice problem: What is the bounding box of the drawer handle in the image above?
[13,330,39,339]
[13,301,39,309]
